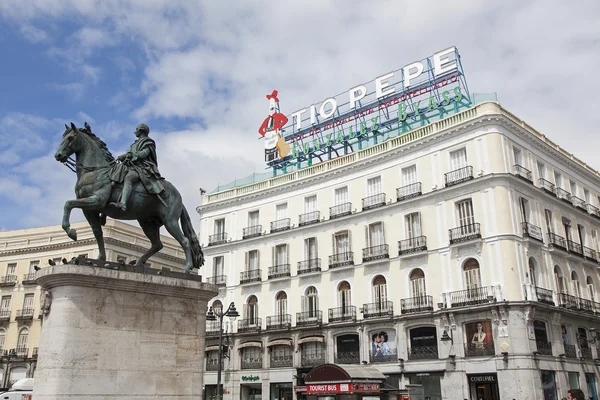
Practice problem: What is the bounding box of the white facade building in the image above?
[197,101,600,400]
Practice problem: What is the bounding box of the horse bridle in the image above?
[62,157,115,173]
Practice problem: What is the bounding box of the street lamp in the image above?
[206,302,239,400]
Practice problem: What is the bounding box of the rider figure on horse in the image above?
[109,124,165,211]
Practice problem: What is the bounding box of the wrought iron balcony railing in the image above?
[208,233,227,246]
[362,193,386,210]
[240,269,262,284]
[362,244,389,262]
[548,233,568,251]
[567,240,583,256]
[369,348,397,363]
[522,222,543,242]
[328,306,356,323]
[580,298,595,313]
[15,308,34,319]
[362,301,393,319]
[558,293,579,310]
[243,225,262,239]
[329,252,354,268]
[270,355,293,368]
[15,347,28,358]
[268,264,291,279]
[571,196,586,210]
[207,275,226,287]
[238,318,261,333]
[330,202,352,219]
[464,342,495,357]
[301,351,325,367]
[539,178,555,195]
[513,164,533,182]
[564,344,577,358]
[400,295,434,314]
[449,223,481,244]
[299,211,320,226]
[205,321,221,337]
[266,314,291,330]
[398,236,427,255]
[22,273,37,284]
[396,182,422,201]
[296,310,322,327]
[534,287,555,306]
[334,352,360,364]
[583,247,597,262]
[270,218,291,233]
[0,310,10,320]
[206,360,219,371]
[408,345,439,360]
[449,286,494,308]
[555,187,571,202]
[445,166,473,187]
[241,358,263,369]
[0,275,17,286]
[581,347,593,360]
[297,259,321,274]
[535,340,553,356]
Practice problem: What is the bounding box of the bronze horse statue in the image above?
[54,122,204,273]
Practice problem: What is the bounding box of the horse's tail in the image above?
[180,205,204,271]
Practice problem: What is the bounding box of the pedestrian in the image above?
[568,388,585,400]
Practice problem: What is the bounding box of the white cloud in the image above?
[19,24,47,43]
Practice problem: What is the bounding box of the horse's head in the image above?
[55,122,83,163]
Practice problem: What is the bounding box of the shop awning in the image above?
[238,341,262,349]
[205,345,220,352]
[267,339,292,347]
[305,363,386,383]
[298,335,324,344]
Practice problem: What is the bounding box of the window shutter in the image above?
[365,225,370,248]
[256,250,260,269]
[245,252,249,271]
[286,244,290,264]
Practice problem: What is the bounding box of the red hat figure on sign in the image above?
[258,90,290,161]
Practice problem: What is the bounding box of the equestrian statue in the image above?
[54,122,204,273]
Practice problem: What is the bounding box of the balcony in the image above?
[449,286,495,308]
[299,211,320,227]
[243,225,262,239]
[240,269,261,285]
[558,293,579,310]
[587,204,600,219]
[22,273,37,285]
[207,275,226,287]
[205,321,221,337]
[241,358,263,369]
[268,264,291,279]
[581,347,593,360]
[15,308,34,321]
[369,348,398,364]
[301,351,325,367]
[548,233,568,252]
[266,314,291,330]
[396,182,422,201]
[297,259,321,275]
[449,223,481,244]
[0,310,10,321]
[564,344,577,358]
[522,222,543,242]
[238,318,261,333]
[580,298,595,313]
[270,218,291,233]
[362,301,393,319]
[408,346,439,360]
[334,352,360,364]
[206,360,219,371]
[330,203,352,219]
[15,347,28,358]
[583,247,597,262]
[464,342,495,357]
[535,340,553,356]
[0,275,17,287]
[444,166,473,187]
[329,252,354,269]
[270,355,293,368]
[534,287,555,306]
[567,240,583,256]
[398,236,427,255]
[296,311,322,327]
[571,196,586,211]
[208,233,227,246]
[362,244,389,262]
[400,296,434,314]
[362,193,386,211]
[555,187,571,202]
[513,164,533,183]
[328,306,356,323]
[539,178,555,195]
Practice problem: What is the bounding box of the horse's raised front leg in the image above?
[62,195,103,241]
[83,210,106,262]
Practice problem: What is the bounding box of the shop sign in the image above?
[468,374,496,383]
[242,375,260,382]
[306,383,380,394]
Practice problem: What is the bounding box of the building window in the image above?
[449,148,467,169]
[301,341,324,362]
[528,258,537,287]
[273,244,288,266]
[541,370,557,400]
[334,187,348,205]
[248,211,259,227]
[270,345,292,367]
[23,294,34,314]
[304,195,317,213]
[519,197,530,223]
[554,266,567,294]
[213,218,225,234]
[333,231,350,254]
[276,203,288,220]
[212,256,224,277]
[571,271,582,298]
[554,172,562,189]
[463,258,482,290]
[537,161,546,179]
[1,296,11,311]
[304,237,318,260]
[402,165,417,185]
[405,213,422,239]
[338,281,352,311]
[592,230,599,252]
[245,250,259,271]
[408,326,438,360]
[17,328,28,350]
[366,222,385,247]
[302,286,319,318]
[544,209,554,234]
[513,146,522,165]
[372,275,387,307]
[276,291,287,315]
[568,372,580,390]
[0,329,5,351]
[367,176,382,196]
[29,261,39,274]
[241,347,262,366]
[456,199,475,227]
[245,296,258,324]
[587,276,595,301]
[410,269,426,297]
[533,321,550,353]
[570,180,578,197]
[206,350,219,370]
[584,188,591,204]
[6,263,16,277]
[577,224,587,247]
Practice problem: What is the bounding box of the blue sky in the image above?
[1,1,599,232]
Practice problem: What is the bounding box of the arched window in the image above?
[463,258,481,290]
[410,269,426,298]
[17,328,28,351]
[372,275,387,307]
[303,286,319,318]
[571,271,581,298]
[246,295,258,324]
[276,291,287,316]
[212,300,223,314]
[587,276,595,301]
[528,258,537,286]
[0,329,5,351]
[554,266,567,294]
[338,281,352,313]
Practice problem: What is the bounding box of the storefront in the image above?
[241,375,262,400]
[270,382,293,400]
[467,373,499,400]
[405,371,443,400]
[295,363,385,400]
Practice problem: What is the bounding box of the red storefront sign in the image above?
[305,383,380,394]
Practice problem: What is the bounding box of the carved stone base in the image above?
[33,264,217,400]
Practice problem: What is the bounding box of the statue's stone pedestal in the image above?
[33,264,218,400]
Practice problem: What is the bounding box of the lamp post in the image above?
[206,302,239,400]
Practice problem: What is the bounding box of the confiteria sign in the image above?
[258,46,471,172]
